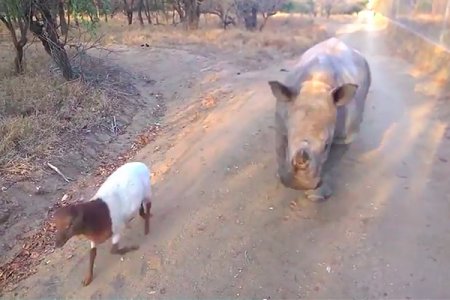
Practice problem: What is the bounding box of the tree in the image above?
[258,0,285,31]
[200,0,235,29]
[234,0,258,30]
[0,0,107,80]
[183,0,201,29]
[234,0,285,31]
[171,0,186,23]
[123,0,135,24]
[0,0,29,74]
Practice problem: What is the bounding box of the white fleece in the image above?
[91,161,151,245]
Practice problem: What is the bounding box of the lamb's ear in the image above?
[331,83,358,106]
[268,81,295,102]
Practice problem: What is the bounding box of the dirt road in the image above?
[9,16,450,299]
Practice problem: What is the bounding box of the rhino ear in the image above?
[268,81,295,102]
[331,83,358,106]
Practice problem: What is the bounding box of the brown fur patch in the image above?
[80,199,113,244]
[54,207,74,230]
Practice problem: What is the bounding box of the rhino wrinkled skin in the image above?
[268,37,371,201]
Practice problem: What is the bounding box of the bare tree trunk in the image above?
[127,11,133,24]
[236,0,258,30]
[14,46,25,73]
[58,0,68,37]
[325,4,332,18]
[93,0,100,19]
[110,4,120,18]
[124,0,135,25]
[29,7,74,80]
[0,17,29,74]
[138,0,145,25]
[173,0,185,22]
[244,6,257,30]
[16,20,28,73]
[66,0,72,43]
[144,0,152,24]
[222,8,235,30]
[259,14,268,31]
[184,0,200,30]
[163,9,170,24]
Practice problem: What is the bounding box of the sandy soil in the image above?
[4,14,450,299]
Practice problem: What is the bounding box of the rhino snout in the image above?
[279,172,321,190]
[292,149,310,170]
[279,164,321,191]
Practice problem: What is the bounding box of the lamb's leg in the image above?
[110,234,139,255]
[139,200,152,235]
[144,202,151,235]
[82,241,97,286]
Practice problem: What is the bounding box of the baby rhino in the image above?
[53,161,152,286]
[268,37,371,201]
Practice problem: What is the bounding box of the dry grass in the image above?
[100,13,329,58]
[0,43,113,174]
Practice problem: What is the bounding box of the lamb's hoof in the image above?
[304,183,332,202]
[111,244,139,255]
[82,275,93,286]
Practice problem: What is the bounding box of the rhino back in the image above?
[285,37,369,93]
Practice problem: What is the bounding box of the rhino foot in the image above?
[304,182,332,202]
[333,132,357,145]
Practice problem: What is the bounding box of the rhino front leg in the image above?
[333,104,362,145]
[275,122,290,183]
[276,133,287,170]
[304,180,332,202]
[333,131,358,145]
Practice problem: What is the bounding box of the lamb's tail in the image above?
[139,198,152,219]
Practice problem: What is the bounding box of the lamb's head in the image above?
[269,79,358,190]
[53,205,84,248]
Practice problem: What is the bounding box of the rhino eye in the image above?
[324,142,330,151]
